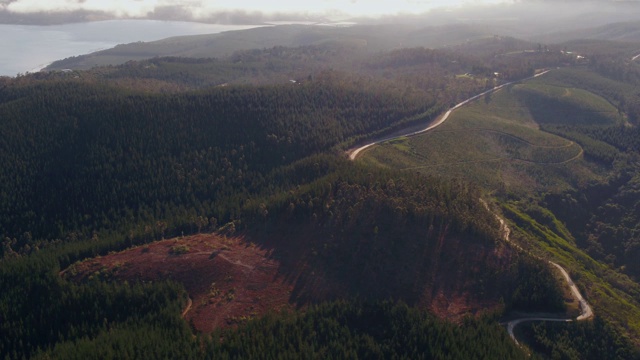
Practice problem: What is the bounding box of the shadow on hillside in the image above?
[516,87,617,127]
[246,219,515,317]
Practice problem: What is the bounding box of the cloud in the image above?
[6,0,158,16]
[1,0,513,19]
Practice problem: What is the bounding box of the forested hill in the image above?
[0,74,438,245]
[44,23,516,71]
[0,152,563,358]
[1,41,625,358]
[2,41,566,246]
[0,78,559,358]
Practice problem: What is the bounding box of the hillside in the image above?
[2,43,570,246]
[0,46,577,358]
[0,152,564,358]
[44,23,522,71]
[360,74,609,195]
[0,75,438,243]
[537,21,640,44]
[40,12,640,73]
[360,66,640,353]
[2,33,640,358]
[63,234,296,333]
[61,168,561,329]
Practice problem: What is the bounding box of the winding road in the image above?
[492,205,593,345]
[550,261,593,321]
[505,261,593,346]
[484,200,593,345]
[348,70,551,160]
[347,70,594,347]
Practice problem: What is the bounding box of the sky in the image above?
[0,0,513,19]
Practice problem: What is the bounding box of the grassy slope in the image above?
[512,79,622,127]
[360,70,640,342]
[361,79,608,195]
[503,204,640,337]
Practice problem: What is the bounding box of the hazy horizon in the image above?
[0,0,518,25]
[0,1,637,27]
[2,1,640,76]
[0,20,257,76]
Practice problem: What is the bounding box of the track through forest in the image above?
[498,212,593,345]
[348,70,594,348]
[484,200,593,346]
[182,297,193,318]
[503,244,594,346]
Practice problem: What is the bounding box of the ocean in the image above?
[0,20,259,77]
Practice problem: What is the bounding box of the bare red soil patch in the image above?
[63,227,516,333]
[62,233,296,332]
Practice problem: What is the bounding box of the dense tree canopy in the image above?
[0,41,634,358]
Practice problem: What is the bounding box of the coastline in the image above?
[0,21,262,77]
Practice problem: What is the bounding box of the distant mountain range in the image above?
[46,19,640,71]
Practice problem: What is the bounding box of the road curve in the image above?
[507,317,571,346]
[347,68,593,348]
[549,261,593,321]
[482,200,593,345]
[348,70,551,160]
[506,260,594,346]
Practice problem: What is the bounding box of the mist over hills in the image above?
[534,20,640,43]
[37,1,640,71]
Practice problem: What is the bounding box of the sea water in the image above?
[0,20,258,77]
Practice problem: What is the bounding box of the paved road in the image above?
[347,68,593,348]
[483,202,594,345]
[507,317,571,346]
[499,223,593,345]
[348,70,551,160]
[549,261,593,321]
[505,260,594,346]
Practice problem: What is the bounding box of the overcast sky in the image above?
[0,0,513,18]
